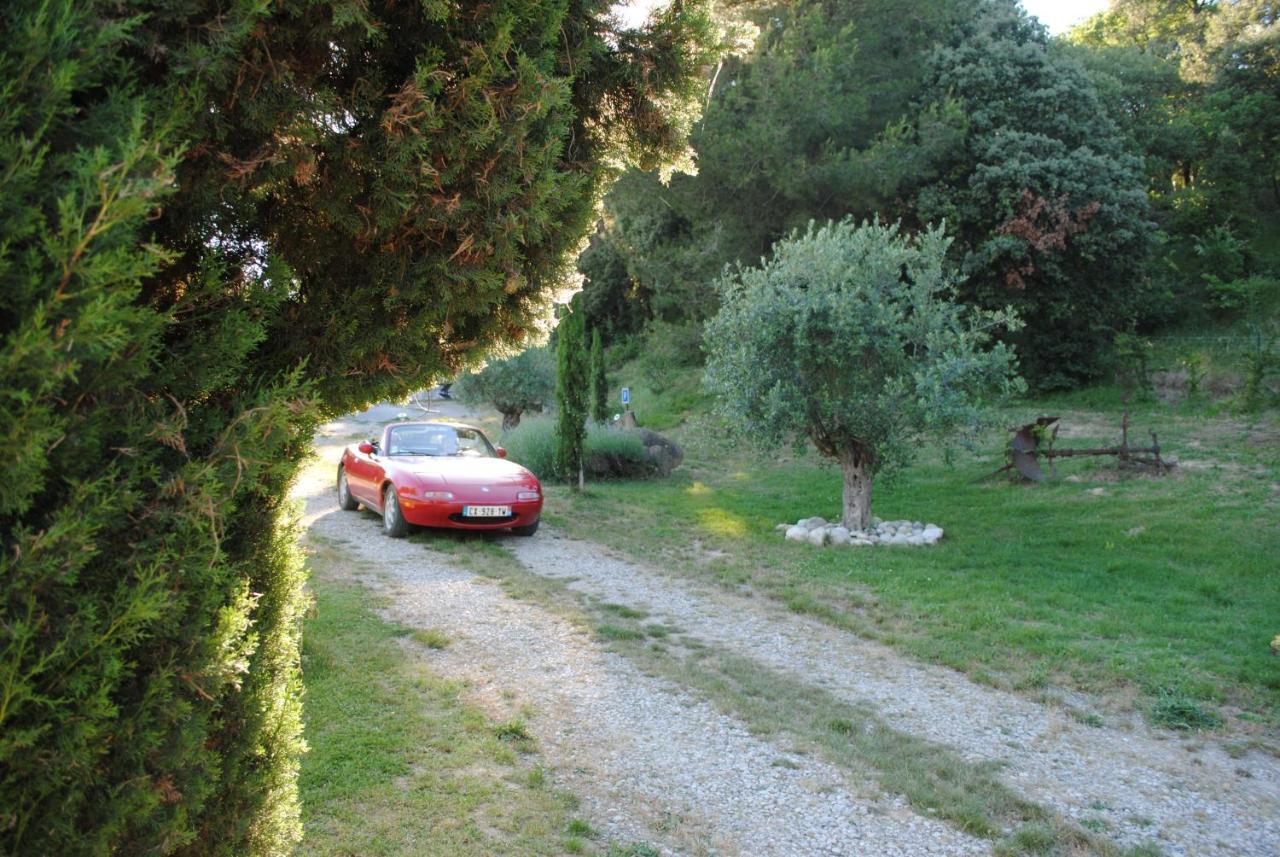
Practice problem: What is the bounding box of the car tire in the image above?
[337,466,359,511]
[382,484,409,538]
[511,519,540,537]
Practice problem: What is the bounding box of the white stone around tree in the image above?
[781,516,943,547]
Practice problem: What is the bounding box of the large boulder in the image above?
[637,428,683,476]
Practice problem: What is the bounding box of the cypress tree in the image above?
[556,301,590,489]
[0,0,720,852]
[590,328,611,424]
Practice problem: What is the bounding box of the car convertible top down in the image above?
[337,420,542,538]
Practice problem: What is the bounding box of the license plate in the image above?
[463,505,510,517]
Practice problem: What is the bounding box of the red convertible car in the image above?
[337,421,542,538]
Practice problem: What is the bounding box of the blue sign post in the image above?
[620,387,631,406]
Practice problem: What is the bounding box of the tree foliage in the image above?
[703,220,1023,529]
[579,0,972,332]
[583,0,1162,390]
[555,300,590,487]
[1070,0,1279,320]
[0,0,720,851]
[917,0,1156,388]
[454,347,555,430]
[591,327,611,423]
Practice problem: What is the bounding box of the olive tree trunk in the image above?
[501,408,522,430]
[838,452,873,531]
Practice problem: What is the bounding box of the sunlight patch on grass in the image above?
[695,506,747,538]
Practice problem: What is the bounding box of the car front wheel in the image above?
[382,485,409,538]
[337,466,359,511]
[511,519,539,537]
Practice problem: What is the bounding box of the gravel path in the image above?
[505,532,1280,857]
[296,449,987,857]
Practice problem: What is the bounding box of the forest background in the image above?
[579,0,1279,393]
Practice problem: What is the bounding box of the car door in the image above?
[344,437,384,506]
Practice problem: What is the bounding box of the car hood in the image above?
[395,456,537,487]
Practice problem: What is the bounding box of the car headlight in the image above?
[420,491,454,501]
[516,490,540,501]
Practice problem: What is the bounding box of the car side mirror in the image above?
[358,441,375,455]
[495,446,507,459]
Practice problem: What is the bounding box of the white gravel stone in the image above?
[785,525,809,542]
[786,516,945,548]
[807,528,829,547]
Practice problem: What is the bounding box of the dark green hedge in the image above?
[0,0,717,852]
[0,3,313,851]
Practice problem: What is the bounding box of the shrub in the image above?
[503,418,561,477]
[584,426,651,477]
[1178,350,1210,397]
[1150,688,1222,731]
[1,4,313,852]
[502,418,649,480]
[1205,273,1280,318]
[1110,332,1156,398]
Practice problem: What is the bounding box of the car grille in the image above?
[448,513,516,524]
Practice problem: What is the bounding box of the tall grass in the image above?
[502,417,648,479]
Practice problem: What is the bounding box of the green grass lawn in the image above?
[298,544,590,856]
[543,367,1280,735]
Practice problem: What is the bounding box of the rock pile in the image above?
[777,517,943,547]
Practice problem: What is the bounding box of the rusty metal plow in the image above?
[983,412,1167,483]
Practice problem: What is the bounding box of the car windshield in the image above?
[385,424,496,458]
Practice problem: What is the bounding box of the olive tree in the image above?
[703,220,1023,530]
[454,347,555,430]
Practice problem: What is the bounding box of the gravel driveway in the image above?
[506,532,1280,857]
[297,449,984,856]
[297,424,1279,856]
